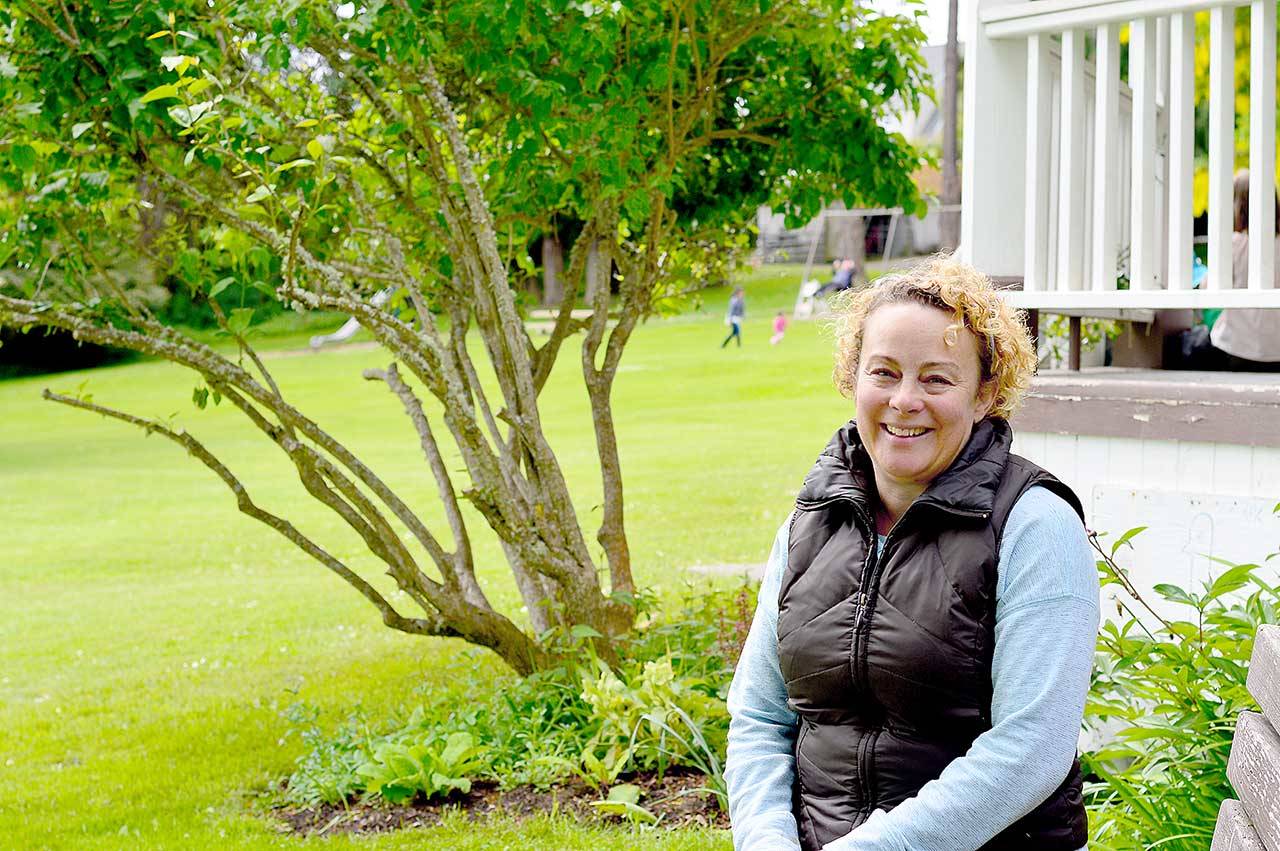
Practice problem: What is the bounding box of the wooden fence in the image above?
[1213,624,1280,850]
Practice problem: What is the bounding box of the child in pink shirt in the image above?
[770,311,787,345]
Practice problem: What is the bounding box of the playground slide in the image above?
[309,287,394,349]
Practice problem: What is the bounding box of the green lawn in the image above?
[0,265,851,849]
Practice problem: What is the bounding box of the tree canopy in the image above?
[0,0,931,673]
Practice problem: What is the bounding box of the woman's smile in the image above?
[882,424,931,439]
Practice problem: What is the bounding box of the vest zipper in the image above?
[848,501,877,701]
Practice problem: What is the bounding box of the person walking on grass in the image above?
[722,287,746,348]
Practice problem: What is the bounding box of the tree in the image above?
[0,0,930,674]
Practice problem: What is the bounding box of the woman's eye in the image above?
[925,376,953,385]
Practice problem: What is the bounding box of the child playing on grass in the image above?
[770,311,787,345]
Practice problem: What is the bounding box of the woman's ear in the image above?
[974,380,997,422]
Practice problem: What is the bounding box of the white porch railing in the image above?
[961,0,1280,311]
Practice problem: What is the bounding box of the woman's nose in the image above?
[889,381,924,413]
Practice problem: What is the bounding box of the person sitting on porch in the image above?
[1208,169,1280,371]
[725,256,1098,851]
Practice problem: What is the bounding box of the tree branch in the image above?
[40,390,454,638]
[363,362,489,610]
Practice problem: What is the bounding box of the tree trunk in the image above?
[941,0,961,251]
[849,215,867,282]
[831,204,859,260]
[541,233,564,306]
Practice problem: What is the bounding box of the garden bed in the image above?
[274,768,728,836]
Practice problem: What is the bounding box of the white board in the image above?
[1091,487,1280,621]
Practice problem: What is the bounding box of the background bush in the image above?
[280,582,755,811]
[1083,528,1279,850]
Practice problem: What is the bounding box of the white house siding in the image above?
[1013,430,1280,621]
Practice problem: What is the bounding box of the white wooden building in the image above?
[958,0,1280,602]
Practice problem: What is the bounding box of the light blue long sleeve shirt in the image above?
[725,485,1099,851]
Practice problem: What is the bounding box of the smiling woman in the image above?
[724,255,1099,851]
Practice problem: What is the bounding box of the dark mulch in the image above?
[274,768,728,836]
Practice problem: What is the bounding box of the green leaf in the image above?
[581,750,604,782]
[140,84,181,103]
[379,782,415,804]
[306,139,324,159]
[226,308,254,336]
[244,184,272,204]
[606,783,642,805]
[1110,526,1148,557]
[589,798,658,824]
[9,144,35,171]
[439,732,475,766]
[1152,583,1197,608]
[570,624,603,639]
[192,386,209,409]
[1204,563,1256,602]
[430,772,471,794]
[71,122,95,139]
[271,158,313,174]
[209,276,236,298]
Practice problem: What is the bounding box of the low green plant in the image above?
[280,702,369,808]
[1083,526,1279,851]
[590,783,660,826]
[582,656,729,773]
[641,704,729,811]
[278,583,750,809]
[536,742,636,791]
[355,731,489,805]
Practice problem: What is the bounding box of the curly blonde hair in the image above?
[832,254,1037,420]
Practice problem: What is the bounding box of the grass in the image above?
[0,264,851,849]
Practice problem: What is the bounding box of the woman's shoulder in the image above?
[1008,483,1083,527]
[997,485,1099,607]
[1004,485,1090,556]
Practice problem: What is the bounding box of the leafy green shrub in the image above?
[279,582,754,809]
[356,731,488,804]
[580,656,728,781]
[1084,528,1279,851]
[442,661,597,791]
[279,702,368,808]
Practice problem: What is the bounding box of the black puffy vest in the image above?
[777,418,1089,850]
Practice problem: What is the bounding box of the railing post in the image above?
[1207,5,1236,292]
[1249,0,1276,291]
[1130,17,1160,291]
[961,0,1028,278]
[1026,33,1053,293]
[1167,12,1196,291]
[1092,23,1121,292]
[1057,29,1088,291]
